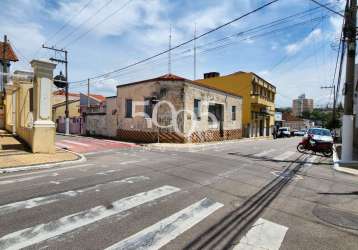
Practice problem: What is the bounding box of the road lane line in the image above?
[0,176,150,216]
[273,151,296,161]
[0,173,58,185]
[119,160,141,165]
[253,149,276,157]
[0,185,180,250]
[61,140,91,147]
[105,198,223,250]
[233,218,288,250]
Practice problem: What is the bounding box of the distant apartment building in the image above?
[116,74,243,143]
[292,94,313,117]
[197,71,276,138]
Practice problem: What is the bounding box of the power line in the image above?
[63,0,135,48]
[54,0,113,47]
[32,0,94,58]
[70,0,281,84]
[48,0,94,43]
[308,0,344,17]
[70,8,332,86]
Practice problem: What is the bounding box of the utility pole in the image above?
[168,25,172,74]
[321,85,336,128]
[1,35,8,93]
[342,0,356,161]
[87,78,90,108]
[42,45,70,135]
[194,23,197,80]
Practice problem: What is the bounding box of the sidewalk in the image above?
[332,144,358,176]
[0,130,81,169]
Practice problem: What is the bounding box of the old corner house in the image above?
[197,71,276,138]
[116,74,243,143]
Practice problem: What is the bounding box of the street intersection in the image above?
[0,137,357,249]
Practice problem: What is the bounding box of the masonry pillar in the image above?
[30,59,57,153]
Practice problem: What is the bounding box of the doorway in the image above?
[209,103,224,137]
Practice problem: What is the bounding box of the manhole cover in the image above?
[271,171,303,180]
[313,206,358,230]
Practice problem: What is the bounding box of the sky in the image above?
[0,0,345,107]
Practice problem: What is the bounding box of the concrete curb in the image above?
[332,144,358,176]
[0,149,86,174]
[142,136,275,150]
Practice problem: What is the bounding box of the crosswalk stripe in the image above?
[61,140,91,147]
[0,173,56,185]
[273,151,295,161]
[105,198,223,250]
[0,176,150,216]
[0,185,180,250]
[253,149,276,157]
[304,155,317,167]
[233,218,288,250]
[55,142,71,148]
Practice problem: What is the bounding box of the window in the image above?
[232,106,236,121]
[194,99,201,119]
[29,88,34,112]
[144,97,153,118]
[125,99,132,118]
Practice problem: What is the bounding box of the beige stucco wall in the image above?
[117,81,184,132]
[116,80,242,142]
[105,97,118,137]
[3,61,56,153]
[183,83,242,134]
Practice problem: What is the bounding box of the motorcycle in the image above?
[297,134,333,157]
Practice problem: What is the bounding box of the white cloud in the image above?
[285,28,322,55]
[50,0,169,43]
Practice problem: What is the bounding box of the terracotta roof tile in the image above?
[0,42,18,62]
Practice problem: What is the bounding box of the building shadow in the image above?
[183,154,305,250]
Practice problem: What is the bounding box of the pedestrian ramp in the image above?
[0,176,223,249]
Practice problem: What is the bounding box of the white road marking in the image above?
[0,164,94,180]
[55,142,71,148]
[0,173,58,185]
[96,169,120,175]
[271,171,303,180]
[233,218,288,250]
[304,155,317,167]
[61,140,91,147]
[0,176,150,216]
[0,185,180,250]
[253,149,276,157]
[273,151,296,161]
[105,198,223,250]
[119,160,141,165]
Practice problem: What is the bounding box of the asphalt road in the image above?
[0,137,357,249]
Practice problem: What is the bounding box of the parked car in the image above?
[277,127,290,138]
[291,129,298,136]
[305,128,333,142]
[294,129,306,136]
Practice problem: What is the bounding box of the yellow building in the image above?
[52,99,80,122]
[197,71,276,138]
